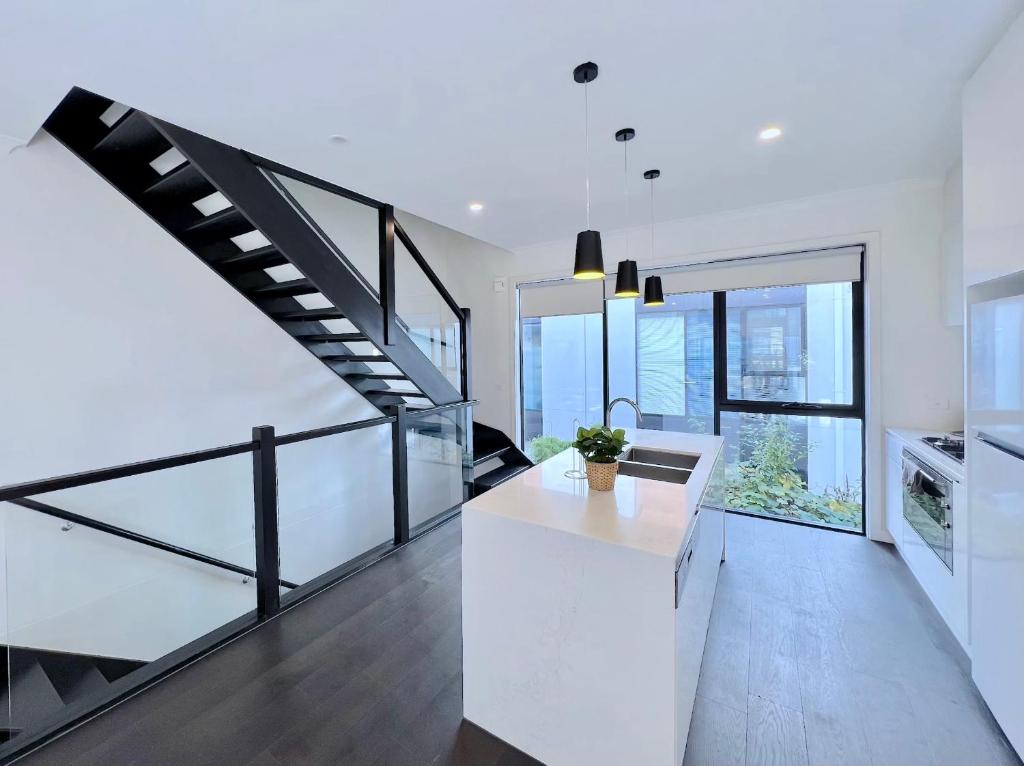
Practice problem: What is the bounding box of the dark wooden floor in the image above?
[19,517,539,766]
[19,513,1021,766]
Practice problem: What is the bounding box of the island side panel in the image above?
[463,508,677,766]
[674,504,725,764]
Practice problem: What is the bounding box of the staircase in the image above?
[472,422,532,492]
[43,87,531,492]
[0,647,143,743]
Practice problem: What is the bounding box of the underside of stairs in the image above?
[0,647,143,745]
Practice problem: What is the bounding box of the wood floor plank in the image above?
[748,598,802,711]
[18,512,1021,766]
[746,694,808,766]
[683,695,747,766]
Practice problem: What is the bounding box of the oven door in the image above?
[902,450,953,572]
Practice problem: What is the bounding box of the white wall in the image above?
[963,10,1024,287]
[459,179,965,541]
[942,160,966,326]
[0,133,402,659]
[394,210,516,430]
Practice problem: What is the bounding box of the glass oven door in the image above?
[902,450,953,572]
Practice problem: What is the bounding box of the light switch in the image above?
[493,277,507,293]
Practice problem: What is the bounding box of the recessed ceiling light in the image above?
[327,134,348,145]
[758,126,783,142]
[468,202,484,212]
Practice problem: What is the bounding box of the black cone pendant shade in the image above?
[643,168,664,305]
[572,61,604,280]
[614,259,640,296]
[574,230,605,279]
[612,127,639,296]
[644,275,665,306]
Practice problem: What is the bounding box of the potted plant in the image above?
[572,425,629,491]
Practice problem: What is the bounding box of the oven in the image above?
[902,449,953,572]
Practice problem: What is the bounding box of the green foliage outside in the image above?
[527,435,572,463]
[572,425,629,464]
[724,416,861,529]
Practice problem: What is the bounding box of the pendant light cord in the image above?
[584,81,591,230]
[623,139,629,258]
[650,175,655,259]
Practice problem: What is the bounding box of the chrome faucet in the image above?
[606,397,644,428]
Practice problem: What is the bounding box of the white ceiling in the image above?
[2,0,1021,249]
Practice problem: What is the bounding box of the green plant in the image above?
[723,415,862,529]
[572,425,628,464]
[528,435,572,463]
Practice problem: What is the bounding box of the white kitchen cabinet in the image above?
[885,431,905,541]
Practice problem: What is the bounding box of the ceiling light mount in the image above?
[573,62,599,84]
[615,127,636,142]
[643,169,660,180]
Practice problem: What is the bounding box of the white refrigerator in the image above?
[967,269,1024,758]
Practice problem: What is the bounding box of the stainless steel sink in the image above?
[622,447,698,471]
[618,460,690,484]
[618,447,697,485]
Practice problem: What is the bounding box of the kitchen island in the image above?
[462,428,725,766]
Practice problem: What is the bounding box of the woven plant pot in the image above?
[585,460,619,491]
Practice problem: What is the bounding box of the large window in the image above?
[539,246,865,533]
[520,313,604,462]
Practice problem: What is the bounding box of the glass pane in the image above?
[0,454,256,742]
[32,453,256,574]
[720,412,863,531]
[277,425,393,588]
[407,407,470,531]
[726,283,854,404]
[520,312,604,461]
[395,235,462,391]
[607,292,715,435]
[271,171,381,295]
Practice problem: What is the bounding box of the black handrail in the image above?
[392,220,466,323]
[407,399,479,417]
[275,414,396,446]
[8,498,299,590]
[0,441,255,503]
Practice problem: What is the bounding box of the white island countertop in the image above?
[464,428,723,560]
[462,427,727,766]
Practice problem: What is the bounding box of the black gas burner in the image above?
[921,435,965,463]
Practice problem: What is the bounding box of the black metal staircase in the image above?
[1,647,143,744]
[43,86,531,496]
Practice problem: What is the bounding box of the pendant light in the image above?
[613,127,640,297]
[572,62,604,280]
[643,169,665,306]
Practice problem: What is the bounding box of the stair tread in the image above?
[273,308,345,321]
[473,445,511,465]
[298,333,367,342]
[346,373,408,381]
[91,111,167,156]
[184,206,248,234]
[213,245,286,271]
[365,389,429,398]
[475,463,531,490]
[143,162,211,198]
[321,354,386,363]
[251,278,317,298]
